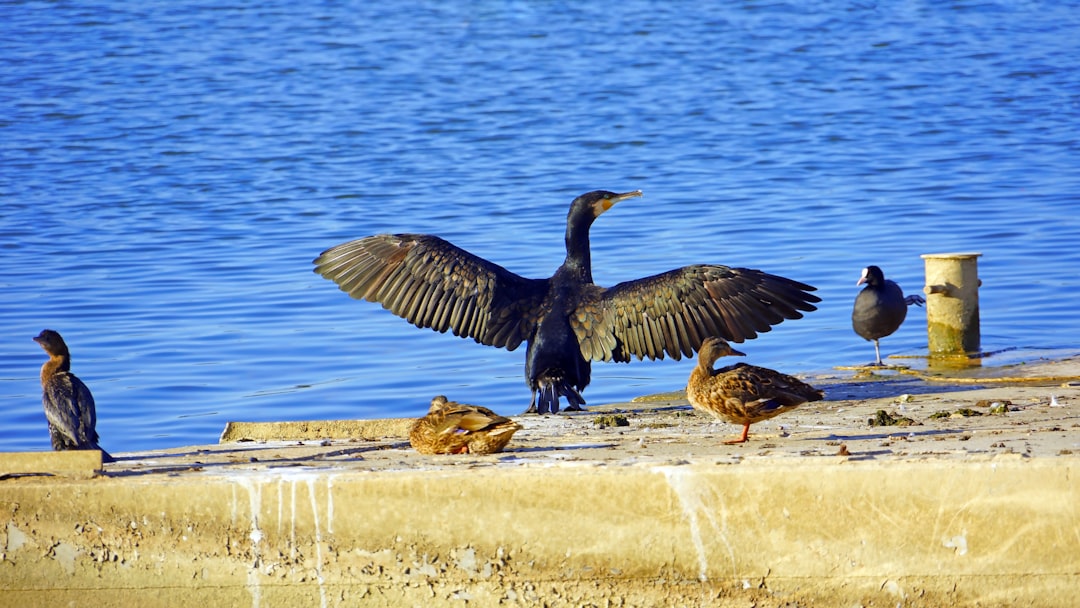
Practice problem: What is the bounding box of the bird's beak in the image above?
[856,268,869,286]
[729,347,747,357]
[600,190,643,212]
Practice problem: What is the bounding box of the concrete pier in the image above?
[2,357,1079,607]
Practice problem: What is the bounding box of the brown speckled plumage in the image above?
[313,190,820,415]
[409,396,523,455]
[686,337,823,444]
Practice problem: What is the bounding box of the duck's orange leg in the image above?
[724,424,751,445]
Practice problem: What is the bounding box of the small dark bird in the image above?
[686,336,824,444]
[33,329,114,462]
[851,265,925,366]
[409,395,523,455]
[314,190,820,415]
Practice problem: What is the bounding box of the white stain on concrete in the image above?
[289,478,298,560]
[656,466,737,582]
[229,470,338,608]
[456,546,477,574]
[52,541,79,576]
[307,477,328,608]
[942,530,969,556]
[881,578,907,599]
[276,478,285,539]
[6,523,28,553]
[232,476,265,608]
[326,476,335,535]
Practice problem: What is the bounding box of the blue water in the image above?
[2,1,1079,453]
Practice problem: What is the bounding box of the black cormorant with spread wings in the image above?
[313,190,819,414]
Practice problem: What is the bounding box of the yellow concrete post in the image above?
[921,252,982,356]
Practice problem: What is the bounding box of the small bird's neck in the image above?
[696,355,717,373]
[40,353,69,385]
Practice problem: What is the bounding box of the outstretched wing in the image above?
[313,233,549,351]
[572,265,819,363]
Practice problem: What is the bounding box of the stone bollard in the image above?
[921,252,982,357]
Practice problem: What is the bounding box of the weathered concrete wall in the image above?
[1,457,1076,607]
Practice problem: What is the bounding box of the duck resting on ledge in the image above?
[409,395,523,455]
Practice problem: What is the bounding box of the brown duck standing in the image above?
[686,336,823,444]
[409,396,523,455]
[33,329,114,462]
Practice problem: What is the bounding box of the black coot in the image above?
[852,266,924,365]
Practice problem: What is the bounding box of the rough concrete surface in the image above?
[2,355,1078,607]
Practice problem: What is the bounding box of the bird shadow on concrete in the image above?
[819,377,978,401]
[804,428,966,443]
[104,441,403,478]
